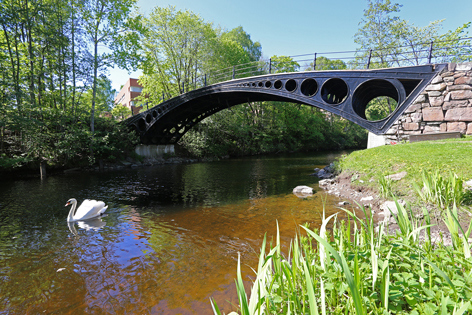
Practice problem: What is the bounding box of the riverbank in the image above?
[216,138,472,314]
[317,136,472,245]
[0,153,225,179]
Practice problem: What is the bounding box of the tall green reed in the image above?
[378,176,393,198]
[413,169,465,208]
[213,201,472,314]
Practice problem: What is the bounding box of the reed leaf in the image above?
[303,259,319,315]
[380,247,392,311]
[210,298,223,315]
[302,225,365,315]
[454,301,471,315]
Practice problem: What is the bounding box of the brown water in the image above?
[0,152,350,314]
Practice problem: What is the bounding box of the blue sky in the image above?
[110,0,472,91]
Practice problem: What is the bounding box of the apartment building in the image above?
[114,78,145,115]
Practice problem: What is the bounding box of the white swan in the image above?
[65,198,108,222]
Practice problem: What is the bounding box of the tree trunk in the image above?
[0,126,4,153]
[71,6,76,116]
[91,39,98,134]
[40,160,47,180]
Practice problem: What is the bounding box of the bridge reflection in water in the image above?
[126,64,446,145]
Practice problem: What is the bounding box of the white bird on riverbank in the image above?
[65,198,108,222]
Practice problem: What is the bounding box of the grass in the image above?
[337,137,472,204]
[412,169,466,209]
[212,202,472,314]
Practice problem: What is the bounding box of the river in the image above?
[0,151,350,314]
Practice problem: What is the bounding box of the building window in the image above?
[130,86,143,92]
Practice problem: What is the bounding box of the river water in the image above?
[0,151,350,314]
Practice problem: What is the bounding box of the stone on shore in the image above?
[379,200,405,222]
[385,171,407,181]
[318,178,335,186]
[292,185,314,198]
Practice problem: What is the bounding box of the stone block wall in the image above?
[384,62,472,143]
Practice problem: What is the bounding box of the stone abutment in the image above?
[369,62,472,147]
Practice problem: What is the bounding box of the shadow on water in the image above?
[0,151,353,314]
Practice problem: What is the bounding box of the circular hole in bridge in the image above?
[321,78,348,105]
[145,113,152,123]
[285,79,297,92]
[352,79,399,121]
[251,82,256,87]
[152,110,158,118]
[300,78,318,97]
[265,81,272,88]
[258,82,263,87]
[274,80,282,90]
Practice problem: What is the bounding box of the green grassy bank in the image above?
[337,137,472,207]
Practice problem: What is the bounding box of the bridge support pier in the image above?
[367,132,387,149]
[135,144,175,158]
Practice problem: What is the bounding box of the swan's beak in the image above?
[65,201,70,206]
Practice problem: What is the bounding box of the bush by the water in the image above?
[0,115,138,173]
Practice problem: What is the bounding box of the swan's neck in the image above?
[67,200,77,222]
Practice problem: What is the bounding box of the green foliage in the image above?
[221,26,262,62]
[413,169,466,209]
[271,55,300,73]
[111,104,132,120]
[0,0,141,174]
[139,6,218,103]
[178,102,367,157]
[214,202,472,314]
[354,0,471,67]
[378,175,394,198]
[91,117,139,163]
[0,154,30,170]
[80,76,117,115]
[307,56,347,71]
[365,96,397,121]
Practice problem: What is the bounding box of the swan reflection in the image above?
[67,216,107,236]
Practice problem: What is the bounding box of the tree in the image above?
[304,56,347,71]
[270,55,300,73]
[139,6,216,103]
[138,8,262,104]
[111,104,131,120]
[81,76,116,116]
[354,0,404,68]
[221,26,262,62]
[0,0,142,176]
[354,0,471,68]
[78,0,141,134]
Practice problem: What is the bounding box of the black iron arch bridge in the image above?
[125,64,446,145]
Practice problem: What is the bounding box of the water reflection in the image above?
[68,217,107,236]
[0,151,350,314]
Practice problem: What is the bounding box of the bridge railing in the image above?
[143,36,471,111]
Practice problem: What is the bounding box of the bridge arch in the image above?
[126,64,445,144]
